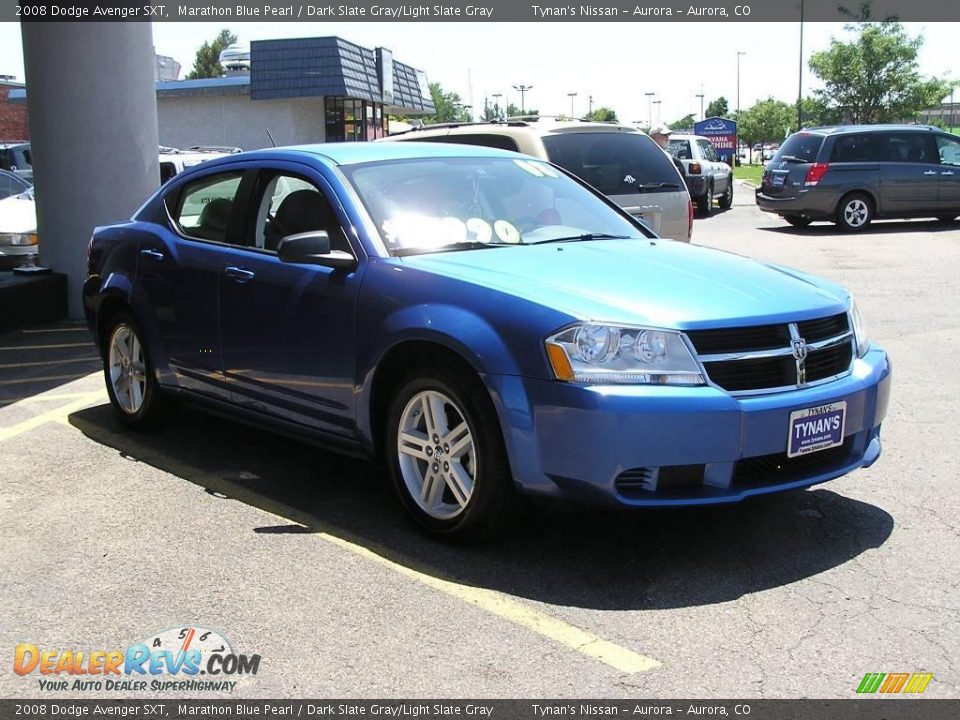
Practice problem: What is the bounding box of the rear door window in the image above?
[774,133,825,163]
[171,172,243,243]
[698,139,719,162]
[667,139,693,159]
[542,132,682,195]
[830,134,879,162]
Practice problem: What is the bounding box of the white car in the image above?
[0,169,36,266]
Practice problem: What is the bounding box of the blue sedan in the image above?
[83,142,891,540]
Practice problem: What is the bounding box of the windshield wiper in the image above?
[778,155,805,163]
[530,233,632,245]
[395,241,513,257]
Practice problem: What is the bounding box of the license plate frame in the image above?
[787,401,847,458]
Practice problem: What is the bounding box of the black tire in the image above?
[101,309,171,429]
[784,216,812,228]
[385,366,523,541]
[697,183,714,216]
[937,215,958,223]
[718,178,734,209]
[835,192,873,232]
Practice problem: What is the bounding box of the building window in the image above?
[324,97,387,142]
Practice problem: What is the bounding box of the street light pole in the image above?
[491,92,502,119]
[645,91,655,127]
[736,51,746,116]
[797,0,804,130]
[567,92,578,119]
[695,93,705,121]
[512,84,533,114]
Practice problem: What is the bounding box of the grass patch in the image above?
[733,164,764,187]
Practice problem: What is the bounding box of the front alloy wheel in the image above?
[397,389,477,520]
[386,369,522,540]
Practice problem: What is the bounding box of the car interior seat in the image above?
[266,189,350,253]
[194,198,233,241]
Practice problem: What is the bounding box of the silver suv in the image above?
[382,119,693,241]
[667,134,734,215]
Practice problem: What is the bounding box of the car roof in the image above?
[667,134,705,141]
[800,124,943,136]
[391,118,642,138]
[227,141,531,167]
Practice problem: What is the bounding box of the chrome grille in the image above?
[688,312,854,394]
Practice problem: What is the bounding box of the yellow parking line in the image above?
[0,373,93,386]
[0,343,92,351]
[0,356,99,370]
[21,327,89,334]
[58,411,661,675]
[319,532,661,674]
[0,391,106,442]
[0,390,104,405]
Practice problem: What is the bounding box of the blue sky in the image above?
[0,21,956,125]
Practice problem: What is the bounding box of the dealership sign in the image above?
[694,116,738,162]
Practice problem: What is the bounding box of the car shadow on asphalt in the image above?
[759,219,960,236]
[69,402,894,611]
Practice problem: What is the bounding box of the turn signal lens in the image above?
[546,342,575,381]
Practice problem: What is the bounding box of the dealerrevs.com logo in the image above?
[13,627,260,693]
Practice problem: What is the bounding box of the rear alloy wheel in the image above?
[387,369,522,540]
[103,311,169,428]
[697,183,714,216]
[836,193,873,232]
[784,216,812,228]
[718,179,734,209]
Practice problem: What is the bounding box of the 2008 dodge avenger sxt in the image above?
[83,142,891,540]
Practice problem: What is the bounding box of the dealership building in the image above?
[12,36,435,152]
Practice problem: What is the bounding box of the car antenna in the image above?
[266,128,277,147]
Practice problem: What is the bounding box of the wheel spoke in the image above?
[443,422,472,459]
[399,429,431,461]
[426,393,449,437]
[420,471,445,508]
[130,377,143,411]
[445,462,473,508]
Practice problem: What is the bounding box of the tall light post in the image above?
[645,91,655,127]
[653,100,662,123]
[736,51,746,116]
[695,93,705,121]
[567,92,578,119]
[491,92,502,119]
[513,84,533,114]
[797,0,805,130]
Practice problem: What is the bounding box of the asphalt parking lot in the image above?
[1,187,958,699]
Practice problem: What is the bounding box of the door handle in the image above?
[224,266,255,283]
[923,170,937,175]
[139,248,164,261]
[942,171,955,176]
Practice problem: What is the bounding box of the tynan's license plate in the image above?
[787,401,846,458]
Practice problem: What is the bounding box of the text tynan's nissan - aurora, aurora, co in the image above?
[84,142,891,540]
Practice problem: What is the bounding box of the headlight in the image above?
[545,323,704,385]
[849,297,869,358]
[0,232,38,247]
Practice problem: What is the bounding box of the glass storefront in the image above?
[324,97,388,142]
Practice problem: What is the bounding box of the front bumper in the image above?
[488,344,890,507]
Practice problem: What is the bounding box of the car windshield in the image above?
[341,156,647,257]
[541,131,682,195]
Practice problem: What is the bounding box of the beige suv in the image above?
[382,119,693,241]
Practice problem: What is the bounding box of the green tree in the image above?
[506,102,539,118]
[808,21,952,124]
[187,28,237,80]
[424,82,471,123]
[799,96,842,128]
[669,113,696,130]
[705,97,729,118]
[585,107,617,122]
[737,98,795,162]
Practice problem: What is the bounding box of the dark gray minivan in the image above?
[756,125,960,231]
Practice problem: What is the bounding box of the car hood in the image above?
[400,239,848,328]
[0,194,37,234]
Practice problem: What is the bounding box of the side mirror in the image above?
[277,231,356,271]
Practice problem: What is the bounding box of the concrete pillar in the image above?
[21,22,159,317]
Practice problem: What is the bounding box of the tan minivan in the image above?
[382,119,694,241]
